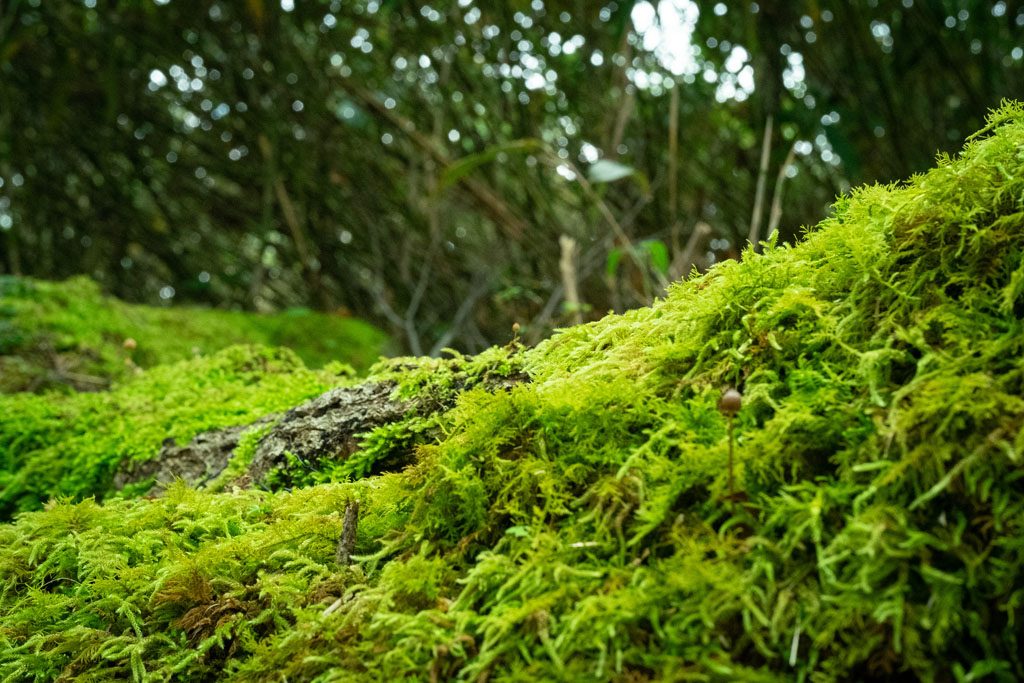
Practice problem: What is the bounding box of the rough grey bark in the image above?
[114,381,408,493]
[114,364,529,496]
[241,381,409,487]
[113,416,277,494]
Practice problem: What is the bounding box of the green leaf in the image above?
[641,239,669,274]
[440,139,544,191]
[605,247,624,278]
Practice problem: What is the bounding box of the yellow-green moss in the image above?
[2,103,1024,681]
[0,276,390,392]
[0,345,350,519]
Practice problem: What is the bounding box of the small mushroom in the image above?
[123,337,138,351]
[718,387,743,509]
[718,388,742,417]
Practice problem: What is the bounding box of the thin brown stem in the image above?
[668,84,680,255]
[727,417,735,511]
[559,235,583,325]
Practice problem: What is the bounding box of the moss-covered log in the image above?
[3,104,1024,681]
[0,276,390,393]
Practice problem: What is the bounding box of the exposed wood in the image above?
[114,368,531,497]
[335,500,360,566]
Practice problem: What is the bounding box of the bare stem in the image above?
[727,417,735,510]
[767,142,799,239]
[559,235,583,325]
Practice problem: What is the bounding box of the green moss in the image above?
[263,345,530,490]
[368,343,527,403]
[0,276,390,392]
[3,103,1024,681]
[0,345,349,519]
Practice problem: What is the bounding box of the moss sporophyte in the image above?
[718,387,742,508]
[3,102,1024,680]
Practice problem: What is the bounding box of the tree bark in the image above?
[114,369,529,495]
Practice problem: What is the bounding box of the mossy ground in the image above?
[0,345,356,519]
[3,103,1024,681]
[0,276,390,392]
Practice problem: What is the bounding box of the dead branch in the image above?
[336,500,360,566]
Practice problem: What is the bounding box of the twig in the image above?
[403,198,441,357]
[369,275,409,328]
[546,153,655,301]
[526,283,564,344]
[609,87,635,158]
[257,134,320,300]
[746,115,774,252]
[429,274,491,356]
[61,371,111,387]
[668,222,712,282]
[558,235,583,325]
[607,28,635,157]
[767,142,798,240]
[668,84,681,254]
[335,500,360,566]
[338,77,529,240]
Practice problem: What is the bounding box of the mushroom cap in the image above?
[718,388,742,416]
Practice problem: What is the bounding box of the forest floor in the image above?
[1,103,1024,681]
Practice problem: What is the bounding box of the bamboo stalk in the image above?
[559,235,583,325]
[767,142,798,239]
[746,115,774,252]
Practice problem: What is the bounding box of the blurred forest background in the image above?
[1,0,1022,354]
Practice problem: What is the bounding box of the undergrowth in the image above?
[2,103,1024,681]
[0,276,389,392]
